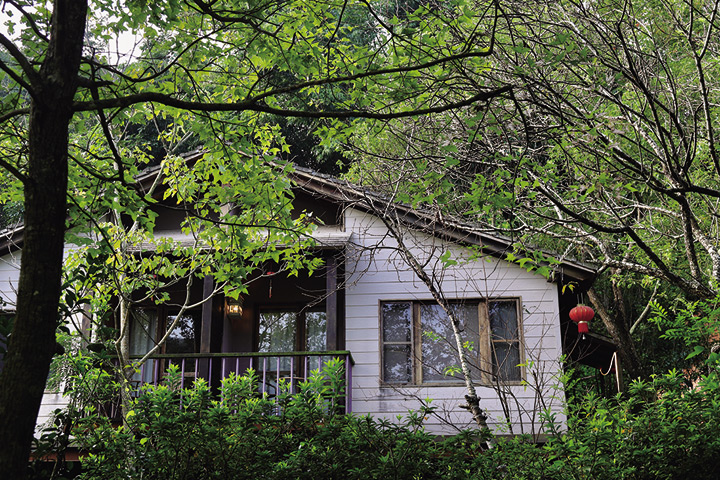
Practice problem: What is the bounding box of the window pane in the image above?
[130,309,158,355]
[383,344,412,383]
[493,343,521,382]
[259,311,297,372]
[166,314,200,354]
[129,309,158,385]
[489,301,518,341]
[382,303,411,342]
[306,311,327,352]
[306,311,327,371]
[259,311,297,353]
[421,304,479,382]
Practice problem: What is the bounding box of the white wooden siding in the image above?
[0,249,20,308]
[0,248,81,433]
[343,208,565,436]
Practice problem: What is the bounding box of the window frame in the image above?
[379,298,525,386]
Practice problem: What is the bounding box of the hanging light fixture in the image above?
[225,296,244,320]
[569,304,594,334]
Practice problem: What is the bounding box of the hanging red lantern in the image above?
[569,305,594,334]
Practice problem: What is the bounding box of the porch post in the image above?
[325,254,338,351]
[198,274,214,380]
[200,274,214,353]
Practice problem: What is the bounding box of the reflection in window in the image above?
[489,301,521,382]
[259,311,297,354]
[258,309,327,371]
[381,303,412,383]
[165,313,201,373]
[380,300,522,384]
[166,314,201,354]
[421,303,481,382]
[129,308,158,384]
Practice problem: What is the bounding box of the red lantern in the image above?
[569,305,594,334]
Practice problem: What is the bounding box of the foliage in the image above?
[46,298,719,480]
[72,358,492,480]
[0,0,510,474]
[550,369,720,479]
[346,0,720,380]
[67,355,720,480]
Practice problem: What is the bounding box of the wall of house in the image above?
[0,246,85,432]
[343,208,566,436]
[0,248,20,309]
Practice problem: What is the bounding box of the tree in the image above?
[346,0,720,380]
[475,0,720,377]
[0,0,510,477]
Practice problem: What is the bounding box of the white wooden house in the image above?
[0,160,610,437]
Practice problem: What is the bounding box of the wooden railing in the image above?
[118,351,354,413]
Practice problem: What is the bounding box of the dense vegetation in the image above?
[32,322,720,480]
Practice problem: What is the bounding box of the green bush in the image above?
[67,292,720,480]
[71,355,720,480]
[75,359,495,480]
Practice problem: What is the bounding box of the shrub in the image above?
[75,359,491,480]
[72,356,720,480]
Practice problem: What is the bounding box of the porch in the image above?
[109,351,354,417]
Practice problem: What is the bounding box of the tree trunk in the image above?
[587,287,643,381]
[0,2,87,477]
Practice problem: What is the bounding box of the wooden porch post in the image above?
[199,275,214,380]
[200,275,214,353]
[326,255,339,351]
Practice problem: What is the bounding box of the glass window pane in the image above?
[383,344,412,383]
[259,311,298,373]
[493,343,521,382]
[129,309,158,385]
[421,304,479,382]
[306,311,327,371]
[382,303,411,342]
[130,308,158,355]
[166,314,200,354]
[306,311,327,352]
[259,311,297,353]
[489,301,518,341]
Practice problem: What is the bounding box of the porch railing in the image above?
[117,351,354,414]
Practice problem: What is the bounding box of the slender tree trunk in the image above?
[373,209,493,444]
[0,2,87,477]
[587,287,643,381]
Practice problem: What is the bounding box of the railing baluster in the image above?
[290,355,295,394]
[262,357,267,395]
[208,355,213,386]
[220,357,226,402]
[276,356,280,401]
[181,358,186,390]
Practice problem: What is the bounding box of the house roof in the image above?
[0,150,597,285]
[286,165,597,285]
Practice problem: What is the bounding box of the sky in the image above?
[0,4,141,65]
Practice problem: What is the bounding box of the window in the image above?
[129,308,201,383]
[381,299,523,385]
[258,308,327,371]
